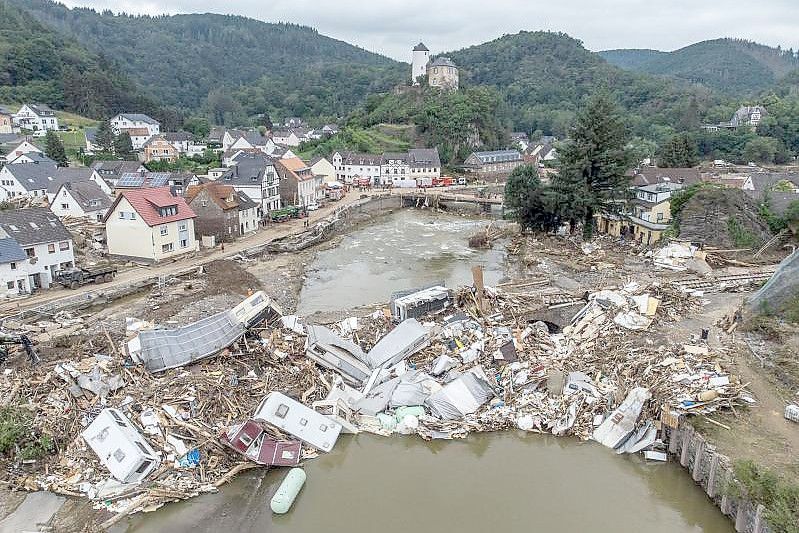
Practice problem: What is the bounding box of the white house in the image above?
[8,152,55,166]
[332,152,382,184]
[4,140,43,162]
[104,187,198,262]
[50,181,114,221]
[309,156,336,184]
[110,113,160,149]
[277,157,317,207]
[0,161,57,202]
[13,105,59,137]
[0,208,75,295]
[380,152,410,186]
[219,153,280,212]
[271,130,302,147]
[407,148,441,180]
[0,107,14,134]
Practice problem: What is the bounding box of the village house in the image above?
[0,162,57,201]
[511,132,530,151]
[0,106,13,134]
[321,124,339,136]
[113,171,198,196]
[142,135,179,163]
[13,105,59,137]
[0,208,75,295]
[631,167,702,187]
[44,167,112,203]
[271,130,302,147]
[50,181,113,221]
[184,182,259,244]
[104,187,197,262]
[284,117,303,128]
[309,156,336,184]
[219,153,280,212]
[162,132,194,154]
[332,152,382,184]
[7,152,55,166]
[379,152,409,186]
[277,157,317,207]
[90,160,147,186]
[220,130,272,153]
[408,148,441,180]
[702,105,767,132]
[4,140,43,162]
[596,182,684,246]
[111,114,159,133]
[463,150,523,176]
[84,127,100,155]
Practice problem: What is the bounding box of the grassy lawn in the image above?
[55,110,99,129]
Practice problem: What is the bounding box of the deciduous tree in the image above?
[44,130,68,166]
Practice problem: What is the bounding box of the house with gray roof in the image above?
[50,181,113,221]
[13,104,59,137]
[0,207,75,294]
[219,153,279,212]
[110,113,160,148]
[90,160,147,185]
[463,150,523,176]
[0,162,58,201]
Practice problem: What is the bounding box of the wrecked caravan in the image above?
[305,325,372,386]
[221,420,302,466]
[253,392,342,453]
[365,318,430,369]
[390,285,452,322]
[129,291,281,372]
[81,408,160,484]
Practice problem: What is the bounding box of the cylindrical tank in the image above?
[270,468,306,514]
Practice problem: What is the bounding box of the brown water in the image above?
[125,433,733,533]
[297,209,506,315]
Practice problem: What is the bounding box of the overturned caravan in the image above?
[128,291,282,372]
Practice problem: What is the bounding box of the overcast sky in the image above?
[62,0,799,61]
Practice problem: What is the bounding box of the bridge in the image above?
[396,190,504,212]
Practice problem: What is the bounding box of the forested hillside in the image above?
[12,0,406,122]
[0,0,160,121]
[444,31,720,140]
[602,39,799,95]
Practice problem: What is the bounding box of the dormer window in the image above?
[158,205,178,217]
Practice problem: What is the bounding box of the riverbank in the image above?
[0,213,792,532]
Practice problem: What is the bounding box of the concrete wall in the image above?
[665,420,773,533]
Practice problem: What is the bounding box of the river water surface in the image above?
[125,210,733,533]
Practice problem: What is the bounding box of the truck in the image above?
[268,206,300,222]
[55,266,117,289]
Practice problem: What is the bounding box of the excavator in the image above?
[0,332,40,365]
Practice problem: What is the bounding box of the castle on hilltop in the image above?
[411,42,459,91]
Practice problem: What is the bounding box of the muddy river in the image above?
[125,210,733,533]
[297,209,506,315]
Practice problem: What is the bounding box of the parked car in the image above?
[306,203,319,211]
[457,177,467,186]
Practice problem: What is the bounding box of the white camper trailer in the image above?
[253,392,342,452]
[81,408,160,483]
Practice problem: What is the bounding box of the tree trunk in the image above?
[583,209,595,240]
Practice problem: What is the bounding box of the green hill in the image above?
[0,0,161,122]
[444,31,718,139]
[11,0,406,122]
[601,39,799,95]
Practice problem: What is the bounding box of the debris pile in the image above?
[0,274,756,522]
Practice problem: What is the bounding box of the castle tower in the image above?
[411,42,430,85]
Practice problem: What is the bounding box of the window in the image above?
[239,433,254,446]
[10,262,16,270]
[25,248,35,258]
[656,212,664,222]
[159,225,168,236]
[61,203,69,210]
[6,281,13,290]
[299,418,308,426]
[48,243,55,254]
[59,241,69,251]
[161,243,174,253]
[134,460,152,474]
[179,238,188,248]
[178,222,187,231]
[319,424,328,432]
[275,404,289,418]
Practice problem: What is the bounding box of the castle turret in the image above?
[411,42,430,85]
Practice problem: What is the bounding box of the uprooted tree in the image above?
[504,164,556,232]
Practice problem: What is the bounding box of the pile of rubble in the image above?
[0,276,755,523]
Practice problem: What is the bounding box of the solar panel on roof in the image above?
[118,174,145,187]
[150,174,169,186]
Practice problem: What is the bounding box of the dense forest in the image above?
[0,1,162,122]
[10,0,406,121]
[601,39,799,95]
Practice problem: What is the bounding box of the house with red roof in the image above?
[104,187,197,262]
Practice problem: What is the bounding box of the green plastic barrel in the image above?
[270,468,307,514]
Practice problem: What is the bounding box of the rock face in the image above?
[678,188,772,248]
